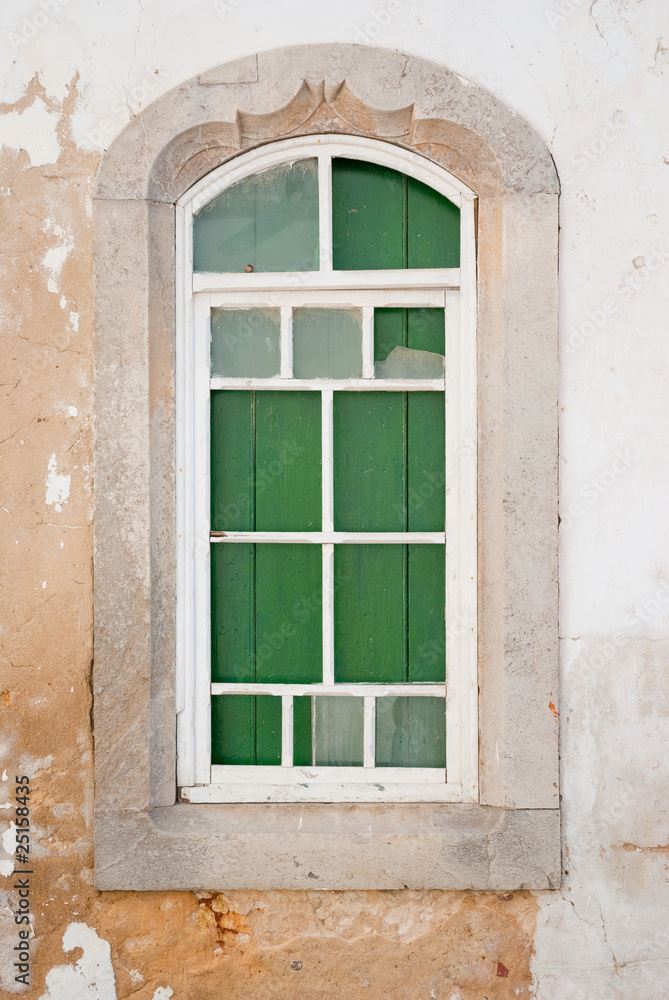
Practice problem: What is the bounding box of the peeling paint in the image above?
[45,454,71,512]
[1,98,61,167]
[39,923,116,1000]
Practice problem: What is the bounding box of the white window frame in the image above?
[175,135,478,804]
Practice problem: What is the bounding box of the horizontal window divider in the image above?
[210,683,445,697]
[209,378,445,391]
[207,289,446,308]
[194,268,460,293]
[209,531,446,544]
[183,773,461,804]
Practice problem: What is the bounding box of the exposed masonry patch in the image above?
[45,454,70,513]
[39,923,116,1000]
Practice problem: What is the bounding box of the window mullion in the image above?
[363,697,376,767]
[318,152,333,271]
[281,695,294,767]
[280,305,293,377]
[322,388,335,684]
[362,306,374,378]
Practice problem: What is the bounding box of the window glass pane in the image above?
[193,159,319,273]
[211,543,322,683]
[211,542,255,681]
[333,392,445,532]
[408,544,445,682]
[334,544,445,683]
[255,392,321,531]
[211,391,254,532]
[211,694,281,765]
[314,697,363,766]
[332,159,460,270]
[255,544,322,683]
[334,544,406,682]
[211,390,321,532]
[293,695,312,766]
[292,308,362,378]
[374,308,445,378]
[211,308,280,378]
[407,177,460,269]
[407,393,445,532]
[375,697,446,768]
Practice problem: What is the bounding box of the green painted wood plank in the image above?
[333,392,407,531]
[332,159,406,270]
[407,176,460,268]
[293,695,313,766]
[211,695,281,765]
[255,391,321,531]
[211,308,281,378]
[211,390,255,532]
[334,544,407,682]
[407,307,445,355]
[375,696,446,767]
[255,543,322,683]
[332,159,459,270]
[212,695,254,764]
[408,544,446,682]
[292,308,362,378]
[211,542,255,683]
[193,159,319,273]
[407,392,445,531]
[255,695,283,765]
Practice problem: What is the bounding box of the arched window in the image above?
[93,52,559,889]
[175,137,478,803]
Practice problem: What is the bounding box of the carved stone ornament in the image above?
[149,79,504,203]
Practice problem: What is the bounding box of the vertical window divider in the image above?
[193,292,213,784]
[363,697,376,768]
[318,153,333,271]
[362,305,374,378]
[322,388,335,685]
[280,305,293,378]
[281,695,294,767]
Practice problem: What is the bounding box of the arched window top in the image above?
[184,136,473,276]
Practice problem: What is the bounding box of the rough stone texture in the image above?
[96,45,558,203]
[94,806,559,891]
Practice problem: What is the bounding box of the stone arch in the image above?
[93,44,559,890]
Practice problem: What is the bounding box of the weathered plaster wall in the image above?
[0,1,667,997]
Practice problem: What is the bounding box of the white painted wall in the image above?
[2,0,668,995]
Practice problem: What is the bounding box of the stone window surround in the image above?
[93,43,559,890]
